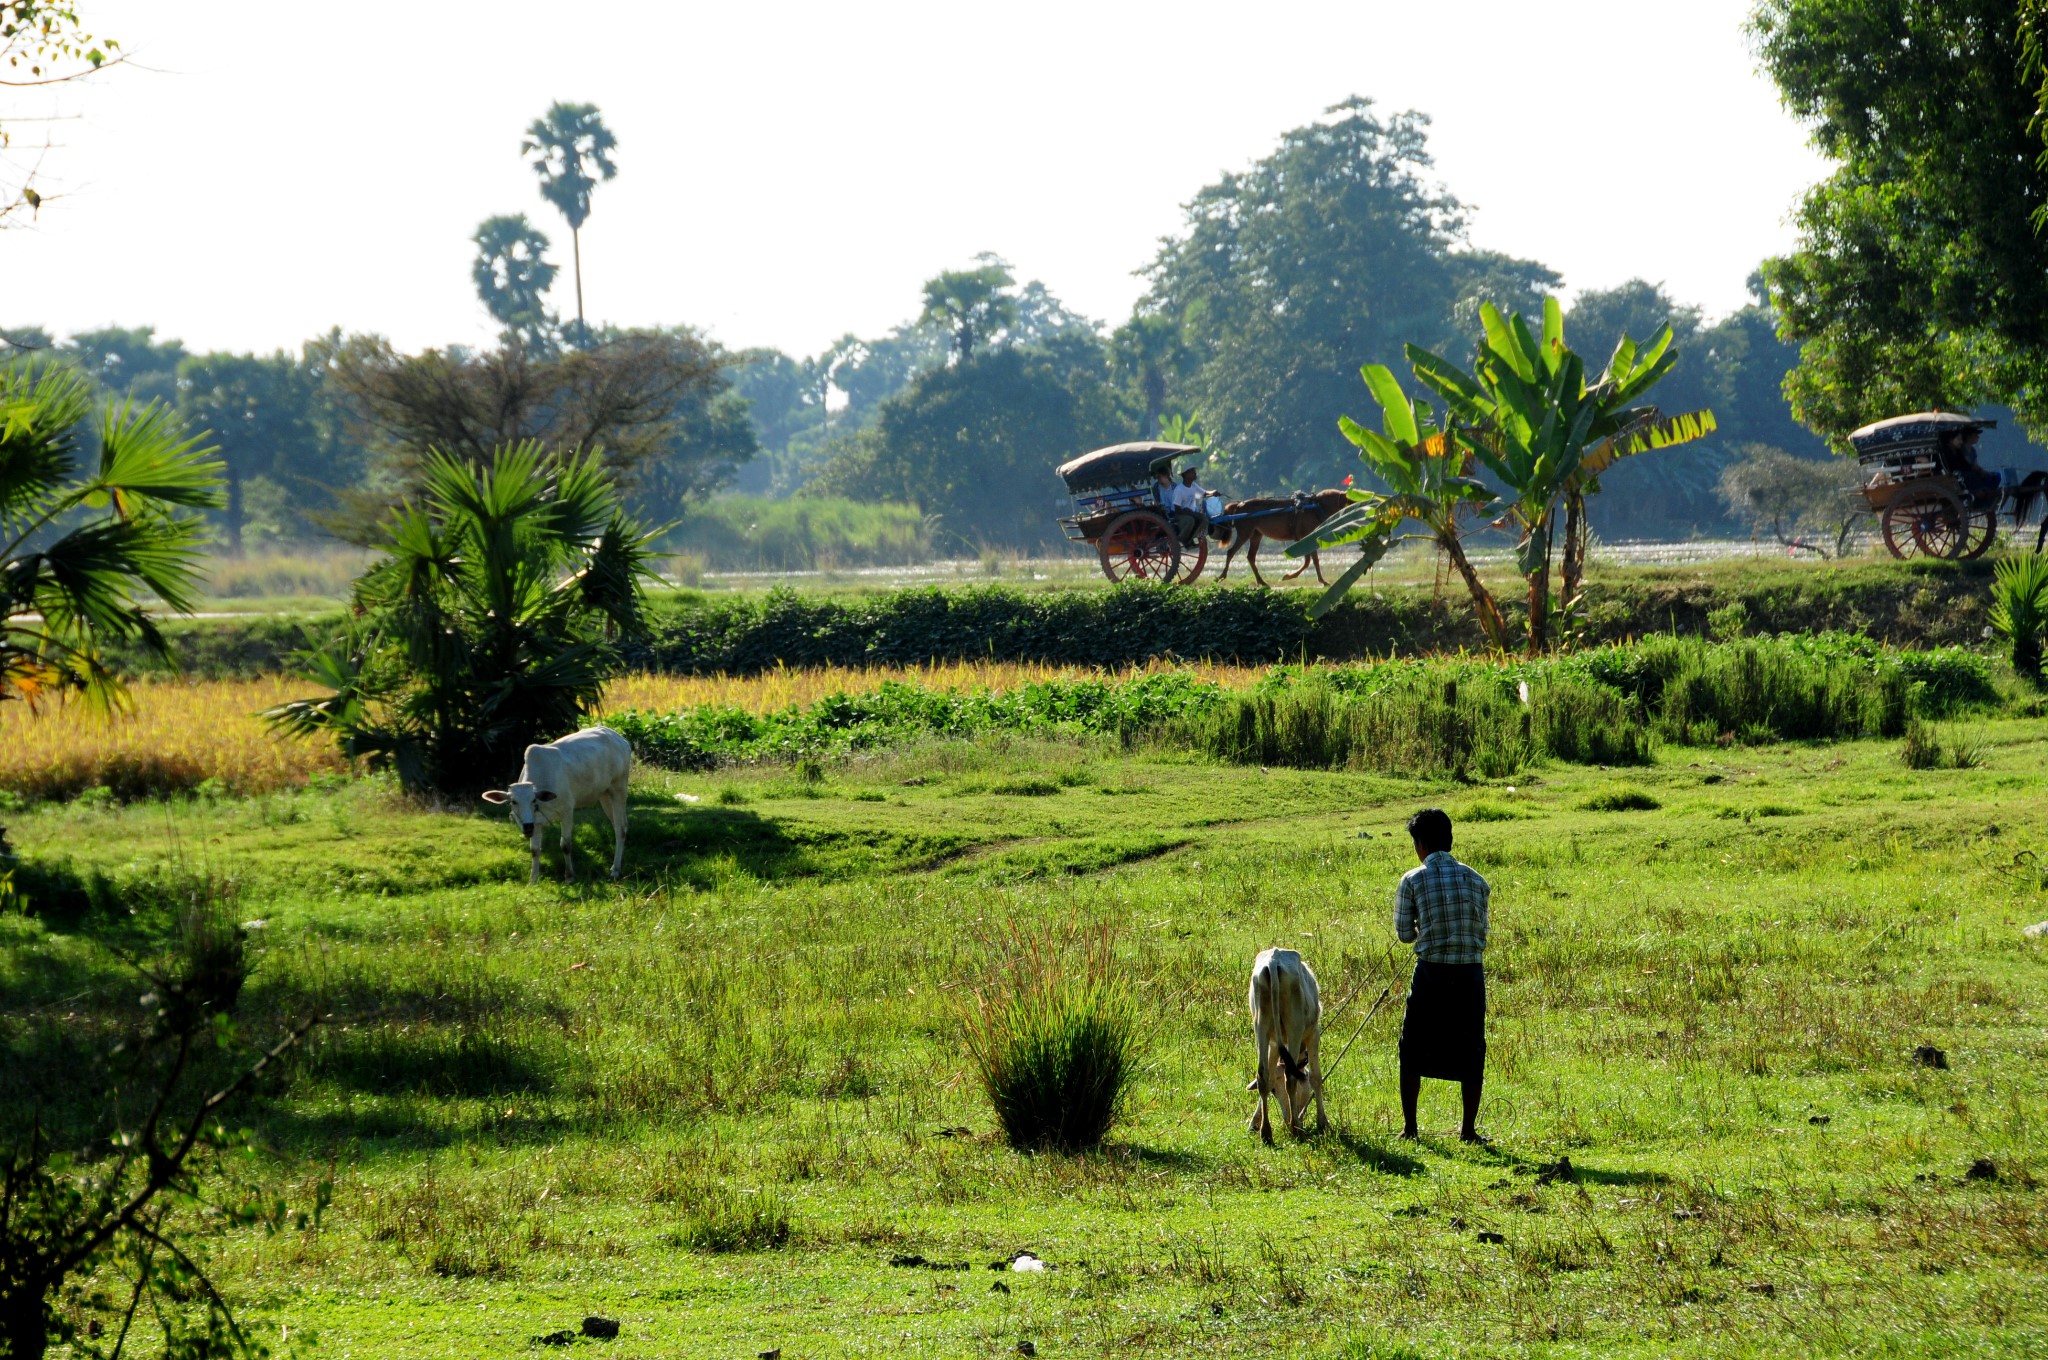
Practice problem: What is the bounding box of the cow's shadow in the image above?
[532,792,817,886]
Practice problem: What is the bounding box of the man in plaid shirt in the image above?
[1394,808,1490,1141]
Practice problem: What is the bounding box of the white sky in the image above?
[3,1,1827,360]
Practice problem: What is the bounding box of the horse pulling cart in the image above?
[1853,412,2048,559]
[1055,441,1330,585]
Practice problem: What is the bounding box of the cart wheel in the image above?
[1097,511,1181,583]
[1177,532,1209,585]
[1879,499,1922,559]
[1907,488,1969,559]
[1960,505,1999,560]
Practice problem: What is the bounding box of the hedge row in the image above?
[115,559,1998,679]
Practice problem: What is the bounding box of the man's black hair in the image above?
[1407,807,1452,853]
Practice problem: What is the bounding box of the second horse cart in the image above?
[1853,411,2048,559]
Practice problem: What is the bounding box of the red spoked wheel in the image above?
[1880,498,1921,559]
[1960,504,2000,560]
[1907,487,1969,559]
[1176,531,1210,585]
[1096,510,1181,583]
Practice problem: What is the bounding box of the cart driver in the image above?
[1176,466,1214,542]
[1161,462,1206,545]
[1943,427,2000,500]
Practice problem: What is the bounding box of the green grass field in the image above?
[6,723,2046,1357]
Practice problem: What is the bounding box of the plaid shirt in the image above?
[1395,851,1490,965]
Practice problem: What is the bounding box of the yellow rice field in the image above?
[0,661,1268,800]
[599,657,1265,713]
[0,677,351,802]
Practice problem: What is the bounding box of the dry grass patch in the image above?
[0,677,349,800]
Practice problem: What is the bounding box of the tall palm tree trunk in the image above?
[572,227,586,339]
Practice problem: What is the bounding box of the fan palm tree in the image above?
[471,213,560,348]
[0,359,222,712]
[267,443,660,795]
[521,103,618,345]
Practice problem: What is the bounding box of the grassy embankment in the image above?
[5,721,2046,1356]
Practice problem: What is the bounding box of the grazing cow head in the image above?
[482,782,556,839]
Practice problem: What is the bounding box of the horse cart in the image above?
[1055,442,1220,583]
[1853,412,2048,559]
[1055,441,1334,585]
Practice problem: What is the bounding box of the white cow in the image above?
[1246,947,1326,1143]
[482,726,633,884]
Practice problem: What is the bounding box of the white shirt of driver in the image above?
[1168,481,1203,512]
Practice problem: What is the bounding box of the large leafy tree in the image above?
[1753,0,2048,437]
[816,341,1125,551]
[1109,312,1186,439]
[268,444,656,795]
[0,359,222,710]
[62,325,185,406]
[471,213,560,349]
[1142,97,1472,494]
[176,348,340,553]
[521,102,618,345]
[327,328,750,531]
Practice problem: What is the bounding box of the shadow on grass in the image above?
[1566,1164,1674,1187]
[1106,1142,1207,1171]
[306,1025,556,1099]
[614,795,817,885]
[1333,1127,1427,1176]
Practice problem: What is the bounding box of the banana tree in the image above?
[1290,364,1509,648]
[1407,298,1716,653]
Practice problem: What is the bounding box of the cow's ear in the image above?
[481,790,510,804]
[536,790,557,802]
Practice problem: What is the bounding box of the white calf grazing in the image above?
[1247,947,1326,1143]
[482,726,632,884]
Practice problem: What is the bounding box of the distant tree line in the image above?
[30,58,2048,562]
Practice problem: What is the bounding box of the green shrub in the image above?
[964,925,1140,1153]
[1533,681,1652,765]
[1175,674,1534,778]
[673,1187,793,1253]
[1580,787,1661,812]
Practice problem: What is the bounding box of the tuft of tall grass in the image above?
[963,923,1140,1154]
[1580,787,1661,812]
[1898,720,1982,771]
[671,1186,794,1252]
